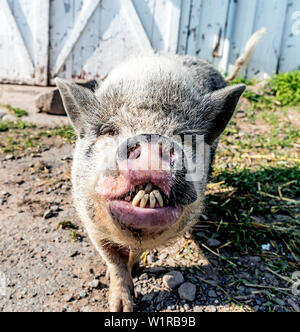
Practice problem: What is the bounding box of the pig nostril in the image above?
[127,144,141,160]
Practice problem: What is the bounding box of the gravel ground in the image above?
[0,140,299,312]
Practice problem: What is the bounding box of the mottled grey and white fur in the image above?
[56,54,246,312]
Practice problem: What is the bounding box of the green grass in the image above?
[230,77,257,86]
[37,126,76,142]
[0,121,75,153]
[201,167,300,274]
[0,120,35,132]
[2,104,29,118]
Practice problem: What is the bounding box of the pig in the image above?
[56,54,246,312]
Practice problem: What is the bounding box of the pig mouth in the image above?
[108,182,182,230]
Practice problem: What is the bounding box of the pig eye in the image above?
[100,126,118,137]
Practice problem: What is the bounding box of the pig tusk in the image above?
[132,190,145,207]
[140,194,149,208]
[153,190,164,208]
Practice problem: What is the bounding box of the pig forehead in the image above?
[107,106,186,136]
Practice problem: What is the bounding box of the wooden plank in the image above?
[227,0,258,77]
[151,0,181,52]
[49,0,75,80]
[165,0,182,53]
[132,0,156,47]
[247,0,289,78]
[52,0,101,77]
[278,1,300,73]
[122,0,154,53]
[34,0,50,85]
[187,0,230,65]
[218,0,238,73]
[71,1,102,81]
[0,0,34,77]
[177,0,192,54]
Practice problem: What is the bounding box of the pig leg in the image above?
[98,241,141,312]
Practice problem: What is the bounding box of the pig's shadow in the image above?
[132,166,300,312]
[133,251,228,312]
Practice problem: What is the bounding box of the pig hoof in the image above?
[109,288,134,312]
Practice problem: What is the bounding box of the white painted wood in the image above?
[219,0,237,73]
[247,0,289,78]
[0,0,34,77]
[177,0,192,54]
[165,0,182,53]
[122,0,154,53]
[186,0,202,56]
[278,1,300,73]
[0,0,50,85]
[1,0,300,85]
[228,0,258,78]
[34,0,50,85]
[187,0,230,66]
[52,0,101,77]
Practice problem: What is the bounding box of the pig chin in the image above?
[95,175,184,232]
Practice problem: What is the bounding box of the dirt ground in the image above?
[0,134,298,313]
[0,141,237,312]
[0,85,299,312]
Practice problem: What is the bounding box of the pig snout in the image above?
[96,135,184,199]
[116,134,177,196]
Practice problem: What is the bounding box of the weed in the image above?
[2,104,28,118]
[269,71,300,106]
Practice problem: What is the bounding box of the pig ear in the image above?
[56,78,100,135]
[203,84,246,145]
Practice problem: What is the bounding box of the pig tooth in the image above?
[140,194,149,208]
[149,192,156,209]
[145,183,153,194]
[132,190,145,207]
[153,190,164,208]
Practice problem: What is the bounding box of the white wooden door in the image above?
[0,0,49,85]
[49,0,184,83]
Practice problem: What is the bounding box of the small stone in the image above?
[5,155,15,161]
[63,294,74,303]
[139,273,149,281]
[158,253,168,261]
[194,306,204,312]
[184,304,190,311]
[79,291,87,299]
[178,283,196,302]
[147,254,156,264]
[70,251,80,258]
[204,305,217,312]
[207,238,221,248]
[249,256,261,264]
[237,286,245,293]
[149,267,166,275]
[275,298,285,306]
[208,290,218,298]
[163,271,184,290]
[35,89,66,115]
[141,293,156,303]
[88,280,100,289]
[43,209,57,219]
[1,191,11,198]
